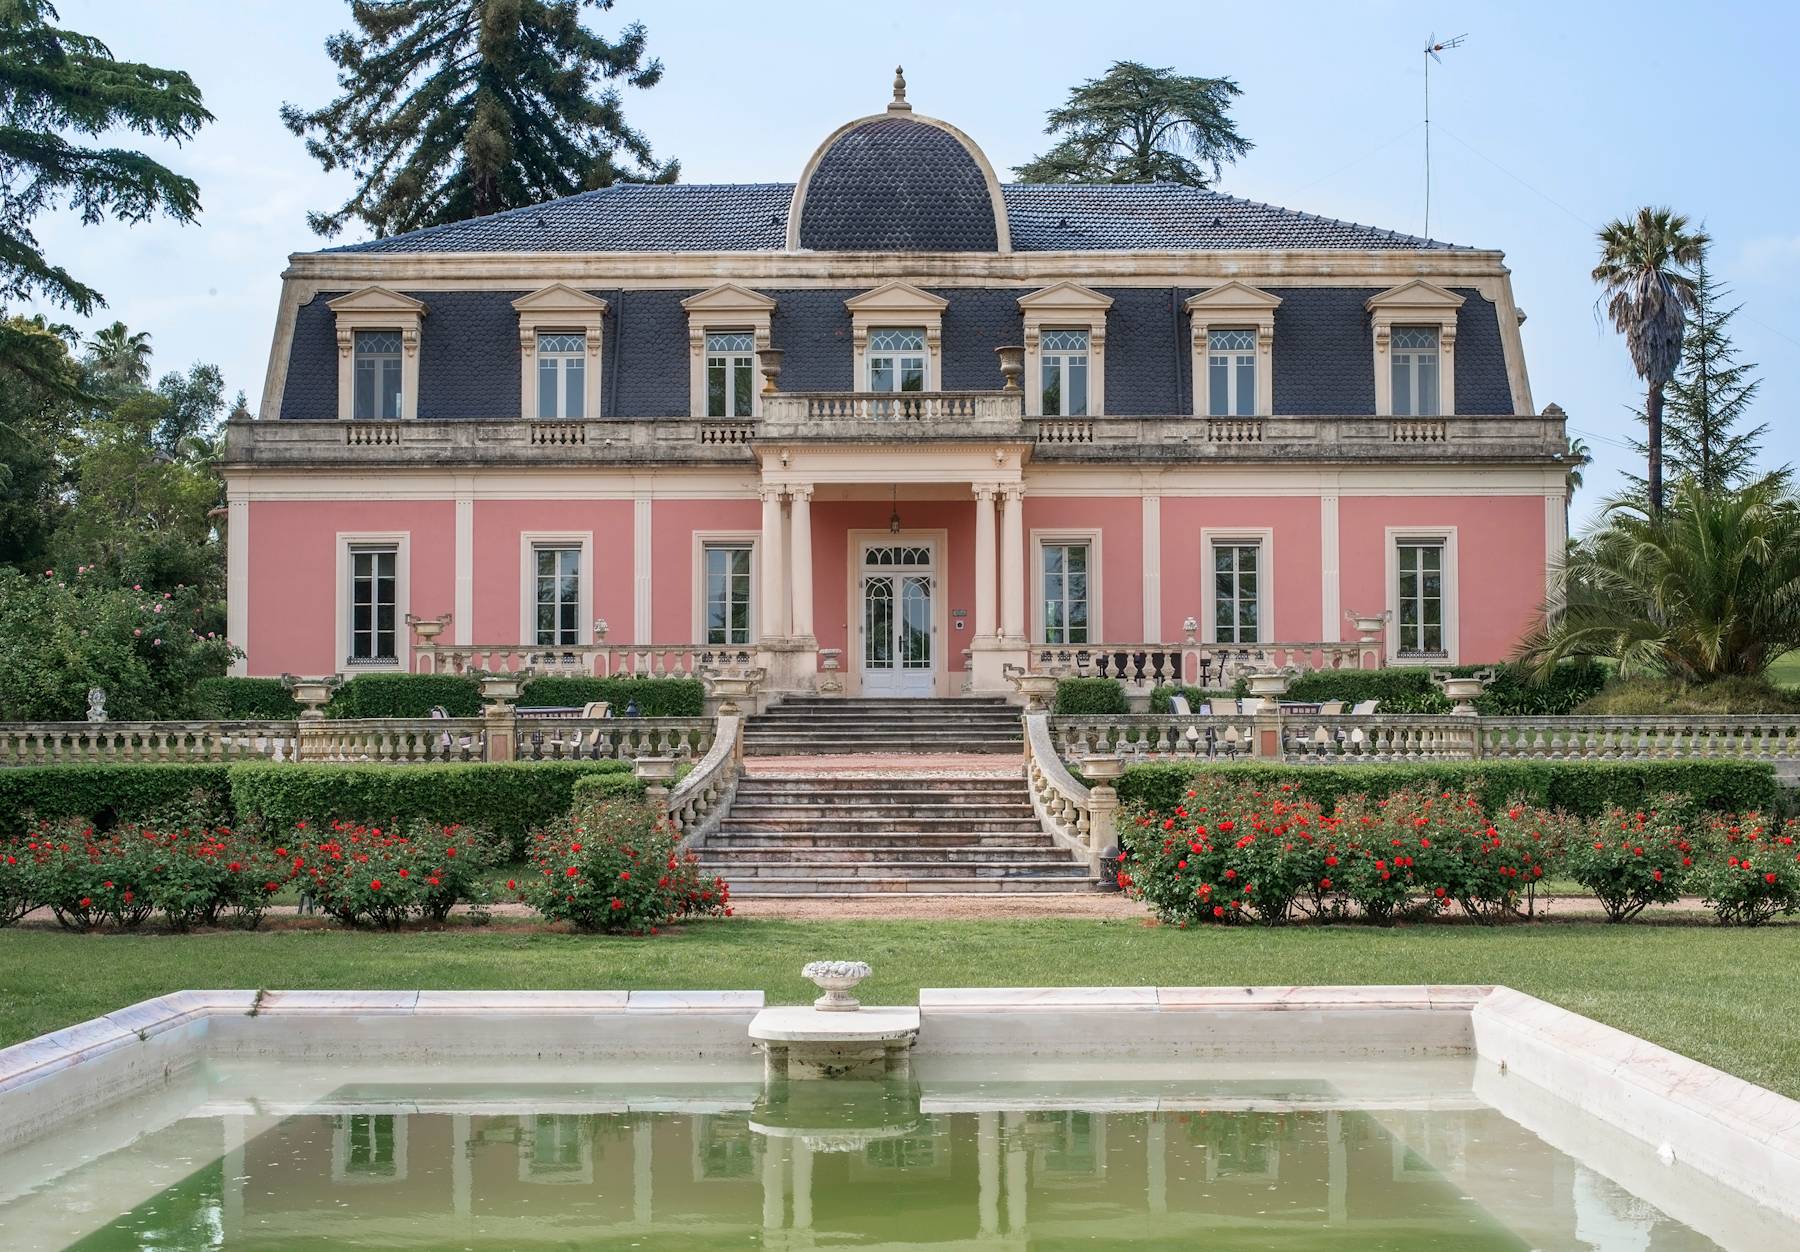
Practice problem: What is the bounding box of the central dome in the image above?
[789,93,1009,253]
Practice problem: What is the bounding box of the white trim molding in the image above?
[1319,493,1341,642]
[1367,280,1463,417]
[632,496,652,642]
[1200,527,1276,645]
[226,498,249,675]
[1545,492,1568,607]
[845,281,949,392]
[1018,281,1113,417]
[512,284,607,421]
[327,286,426,421]
[516,531,594,648]
[1384,524,1460,665]
[1186,281,1281,418]
[690,530,762,647]
[681,283,776,418]
[1140,495,1161,643]
[453,492,473,646]
[334,531,411,675]
[1030,527,1103,645]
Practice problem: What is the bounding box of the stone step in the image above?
[724,801,1037,817]
[707,832,1055,850]
[719,810,1042,829]
[720,876,1096,896]
[769,698,1014,708]
[738,774,1025,788]
[743,739,1022,753]
[704,844,1060,864]
[708,859,1088,880]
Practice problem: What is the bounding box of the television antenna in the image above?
[1423,33,1467,241]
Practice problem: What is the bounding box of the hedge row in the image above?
[1053,678,1131,715]
[0,764,233,832]
[516,677,706,717]
[1114,760,1781,820]
[193,677,301,720]
[314,673,708,719]
[1148,685,1241,713]
[1282,661,1610,716]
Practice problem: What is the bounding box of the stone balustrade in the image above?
[513,717,715,762]
[762,390,1023,424]
[1023,713,1100,872]
[415,641,757,680]
[662,713,742,846]
[0,721,299,766]
[297,718,489,764]
[1028,640,1375,689]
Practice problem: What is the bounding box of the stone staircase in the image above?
[741,696,1023,756]
[700,772,1093,896]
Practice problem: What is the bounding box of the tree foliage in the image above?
[1627,251,1768,494]
[86,320,151,389]
[1013,61,1251,187]
[0,0,210,317]
[1517,476,1800,683]
[1592,206,1708,513]
[283,0,676,238]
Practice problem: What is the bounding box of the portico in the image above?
[753,440,1032,698]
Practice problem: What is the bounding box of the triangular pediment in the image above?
[327,286,427,315]
[680,282,777,313]
[1364,279,1463,312]
[1185,281,1283,312]
[1017,280,1113,312]
[511,283,609,315]
[844,280,949,314]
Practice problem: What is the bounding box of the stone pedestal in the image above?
[749,1006,921,1080]
[757,638,819,698]
[969,637,1029,697]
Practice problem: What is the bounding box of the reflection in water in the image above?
[18,1076,1737,1251]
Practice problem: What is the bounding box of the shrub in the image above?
[1115,760,1778,822]
[1563,801,1698,921]
[1285,668,1447,713]
[229,761,633,858]
[517,677,706,718]
[0,842,29,925]
[1476,660,1609,716]
[1278,661,1608,716]
[1575,677,1800,716]
[284,820,490,928]
[0,765,233,834]
[569,769,648,806]
[12,819,152,931]
[1054,678,1129,715]
[193,677,301,720]
[515,794,730,932]
[325,673,481,719]
[1693,814,1800,926]
[1377,789,1563,922]
[1148,686,1239,713]
[131,827,286,931]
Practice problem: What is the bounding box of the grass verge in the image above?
[2,919,1797,1097]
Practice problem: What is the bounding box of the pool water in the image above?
[0,1060,1786,1250]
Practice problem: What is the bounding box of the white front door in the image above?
[860,543,936,696]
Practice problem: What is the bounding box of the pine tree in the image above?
[284,0,676,239]
[1627,253,1769,494]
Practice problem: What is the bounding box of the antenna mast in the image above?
[1423,33,1466,241]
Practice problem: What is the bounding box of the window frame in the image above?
[1366,280,1462,417]
[691,531,760,647]
[533,331,588,421]
[1200,527,1276,646]
[352,330,405,421]
[1385,526,1459,664]
[703,330,758,419]
[1019,282,1112,417]
[865,326,929,394]
[328,287,425,422]
[513,284,607,422]
[1186,282,1280,419]
[682,284,776,419]
[846,282,946,393]
[1037,328,1091,417]
[1205,328,1259,419]
[335,532,410,675]
[1030,528,1103,645]
[516,532,593,649]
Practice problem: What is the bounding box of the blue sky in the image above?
[21,1,1798,523]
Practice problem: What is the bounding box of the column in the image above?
[759,487,788,639]
[974,485,998,639]
[789,485,814,639]
[1141,494,1162,643]
[792,1138,814,1231]
[1321,491,1341,641]
[1000,485,1025,641]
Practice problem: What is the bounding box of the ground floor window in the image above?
[1212,541,1261,643]
[1396,540,1446,656]
[348,546,397,663]
[1041,542,1090,644]
[534,545,581,645]
[704,543,753,645]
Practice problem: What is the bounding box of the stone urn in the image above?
[1345,610,1389,644]
[704,669,765,716]
[994,345,1025,392]
[405,612,450,643]
[1081,754,1126,785]
[1010,671,1060,712]
[1438,672,1490,716]
[1245,670,1291,699]
[478,674,523,710]
[755,347,785,395]
[285,676,338,721]
[804,960,872,1012]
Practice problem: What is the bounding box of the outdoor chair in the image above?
[430,705,480,759]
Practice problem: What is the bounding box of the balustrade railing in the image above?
[297,718,488,764]
[761,391,1022,423]
[415,642,758,680]
[663,713,742,846]
[513,717,715,762]
[0,721,299,766]
[1028,640,1374,688]
[1049,714,1259,760]
[1478,716,1800,764]
[1023,713,1101,872]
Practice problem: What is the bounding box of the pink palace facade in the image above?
[225,79,1570,699]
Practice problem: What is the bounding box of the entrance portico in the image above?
[753,440,1032,698]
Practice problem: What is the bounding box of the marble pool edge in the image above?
[1,984,1796,1224]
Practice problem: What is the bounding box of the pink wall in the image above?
[1159,497,1323,642]
[810,500,976,670]
[650,498,761,642]
[1339,495,1545,664]
[471,500,635,643]
[246,500,454,676]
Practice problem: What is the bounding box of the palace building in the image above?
[226,73,1569,697]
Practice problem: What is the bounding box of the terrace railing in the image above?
[0,721,299,766]
[513,717,715,762]
[415,642,758,680]
[761,391,1022,425]
[663,713,742,847]
[1023,713,1105,874]
[1028,640,1375,689]
[297,718,489,764]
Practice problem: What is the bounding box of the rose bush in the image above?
[516,794,730,933]
[1563,800,1696,922]
[1693,814,1800,926]
[284,820,490,929]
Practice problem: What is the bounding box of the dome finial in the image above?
[889,65,911,112]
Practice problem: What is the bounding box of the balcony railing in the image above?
[1027,641,1376,689]
[414,642,757,680]
[760,391,1023,425]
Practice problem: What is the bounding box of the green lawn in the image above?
[3,918,1798,1097]
[1770,650,1800,688]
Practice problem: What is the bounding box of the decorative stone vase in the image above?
[1440,674,1488,716]
[633,756,678,785]
[803,960,872,1012]
[479,675,523,710]
[1080,755,1126,784]
[286,677,336,721]
[755,347,785,395]
[1245,671,1291,699]
[994,345,1025,392]
[1011,673,1059,712]
[1345,610,1390,644]
[704,671,764,716]
[405,612,450,643]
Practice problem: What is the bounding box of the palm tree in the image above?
[1565,435,1591,504]
[1592,207,1707,514]
[1516,475,1800,682]
[86,321,152,387]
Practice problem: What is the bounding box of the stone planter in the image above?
[405,613,450,643]
[1441,675,1486,715]
[287,678,336,721]
[994,345,1024,392]
[1080,755,1125,784]
[1245,671,1291,699]
[478,675,523,709]
[1010,672,1059,712]
[1345,610,1389,643]
[803,960,873,1012]
[755,347,784,395]
[704,671,764,716]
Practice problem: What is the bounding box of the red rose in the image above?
[566,866,579,878]
[370,879,382,890]
[1433,886,1447,898]
[610,898,624,910]
[1767,872,1779,885]
[619,870,630,881]
[1319,878,1332,890]
[507,879,518,890]
[1212,905,1225,918]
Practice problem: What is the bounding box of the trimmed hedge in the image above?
[1280,661,1611,716]
[229,760,638,856]
[0,765,233,832]
[569,770,651,805]
[193,677,302,721]
[517,676,706,717]
[325,674,482,719]
[1115,760,1781,820]
[1054,678,1130,715]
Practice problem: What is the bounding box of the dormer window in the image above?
[1039,330,1089,416]
[1390,326,1440,417]
[353,331,404,421]
[706,332,756,418]
[868,328,927,393]
[535,332,587,420]
[1206,329,1257,417]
